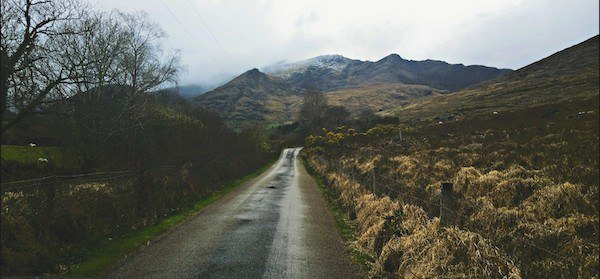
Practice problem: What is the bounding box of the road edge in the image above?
[299,151,372,276]
[65,157,279,277]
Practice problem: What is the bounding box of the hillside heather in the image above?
[302,97,599,278]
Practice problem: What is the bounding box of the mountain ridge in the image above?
[193,35,598,128]
[385,35,600,121]
[194,52,512,126]
[263,53,512,92]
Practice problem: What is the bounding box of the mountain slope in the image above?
[263,55,361,91]
[194,69,303,126]
[385,35,599,122]
[347,54,513,91]
[263,55,356,79]
[326,83,445,114]
[176,85,211,99]
[264,54,512,92]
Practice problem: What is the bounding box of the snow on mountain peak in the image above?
[263,54,352,78]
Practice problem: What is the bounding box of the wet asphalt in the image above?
[107,148,361,279]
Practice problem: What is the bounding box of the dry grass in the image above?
[308,153,527,278]
[326,83,444,114]
[377,218,521,279]
[303,94,599,277]
[302,36,598,278]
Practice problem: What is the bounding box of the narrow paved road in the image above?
[108,148,361,278]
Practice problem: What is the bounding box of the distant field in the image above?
[326,83,444,114]
[1,145,75,167]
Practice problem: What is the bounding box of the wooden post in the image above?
[397,117,402,142]
[43,178,57,235]
[136,168,147,218]
[348,207,356,220]
[440,182,454,227]
[372,169,378,193]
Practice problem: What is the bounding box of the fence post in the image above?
[440,182,454,227]
[43,177,57,235]
[348,207,356,220]
[136,168,147,218]
[372,169,378,194]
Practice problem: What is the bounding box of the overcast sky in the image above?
[84,0,599,86]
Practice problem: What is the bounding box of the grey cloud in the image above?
[83,0,599,87]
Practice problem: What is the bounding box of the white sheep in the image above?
[38,158,48,162]
[29,143,36,147]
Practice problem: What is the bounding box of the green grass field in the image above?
[1,145,83,181]
[1,145,67,165]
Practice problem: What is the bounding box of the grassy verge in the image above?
[66,159,277,277]
[300,155,373,273]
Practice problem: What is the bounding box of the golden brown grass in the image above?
[303,92,599,277]
[326,83,444,114]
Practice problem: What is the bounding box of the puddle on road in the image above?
[236,218,253,225]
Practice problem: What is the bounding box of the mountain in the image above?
[385,35,599,122]
[176,85,211,99]
[262,54,355,79]
[194,69,303,126]
[347,54,513,91]
[194,70,445,126]
[262,55,359,91]
[263,54,512,92]
[193,34,597,127]
[196,53,510,126]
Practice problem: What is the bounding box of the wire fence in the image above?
[312,155,572,271]
[0,163,231,272]
[1,159,269,234]
[0,164,184,194]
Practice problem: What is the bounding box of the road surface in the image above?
[108,148,361,278]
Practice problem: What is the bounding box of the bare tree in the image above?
[38,9,182,167]
[55,11,129,97]
[113,11,181,147]
[298,88,329,133]
[325,105,349,128]
[0,1,181,137]
[0,0,87,133]
[117,11,180,96]
[55,9,180,132]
